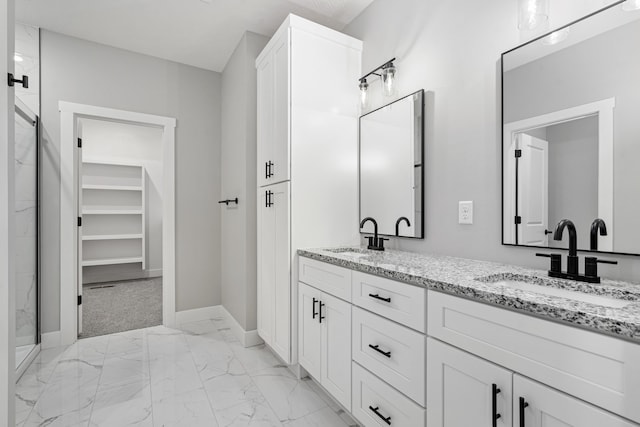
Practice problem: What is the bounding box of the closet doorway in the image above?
[77,118,164,338]
[59,103,176,345]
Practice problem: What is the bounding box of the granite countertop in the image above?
[297,247,640,343]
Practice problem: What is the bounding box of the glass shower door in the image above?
[14,99,39,369]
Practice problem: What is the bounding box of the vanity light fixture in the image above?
[358,58,398,109]
[517,0,549,30]
[622,0,640,11]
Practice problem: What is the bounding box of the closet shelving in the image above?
[80,160,146,268]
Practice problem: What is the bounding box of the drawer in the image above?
[352,307,425,405]
[428,290,640,424]
[299,256,351,301]
[352,271,425,332]
[351,362,425,427]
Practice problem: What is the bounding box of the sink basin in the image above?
[485,278,631,309]
[324,247,371,258]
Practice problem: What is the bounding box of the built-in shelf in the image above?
[81,160,146,270]
[82,184,143,191]
[82,234,143,241]
[82,256,144,267]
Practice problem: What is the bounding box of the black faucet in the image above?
[590,218,607,251]
[554,219,579,275]
[360,217,387,251]
[395,217,411,237]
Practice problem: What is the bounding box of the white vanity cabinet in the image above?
[298,279,352,409]
[256,15,362,364]
[427,291,640,426]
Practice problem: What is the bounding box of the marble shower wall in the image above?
[15,23,40,114]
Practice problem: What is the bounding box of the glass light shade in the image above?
[359,79,370,110]
[518,0,549,30]
[542,27,570,45]
[622,0,640,11]
[380,64,397,97]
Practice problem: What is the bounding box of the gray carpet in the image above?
[80,277,163,339]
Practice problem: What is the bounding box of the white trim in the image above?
[59,102,177,346]
[221,307,264,348]
[16,344,40,381]
[81,268,162,285]
[503,98,615,251]
[175,305,224,326]
[40,331,62,349]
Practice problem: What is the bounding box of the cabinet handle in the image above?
[267,161,274,178]
[492,384,501,427]
[265,190,273,208]
[368,344,391,358]
[368,293,391,303]
[265,161,269,179]
[312,298,319,319]
[368,406,391,425]
[319,301,325,323]
[519,397,529,427]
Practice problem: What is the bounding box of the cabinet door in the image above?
[321,292,352,411]
[514,375,638,427]
[427,338,512,427]
[257,188,275,344]
[270,30,290,185]
[271,182,291,363]
[257,50,274,188]
[298,282,321,380]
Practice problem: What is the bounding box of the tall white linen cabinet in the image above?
[256,15,362,364]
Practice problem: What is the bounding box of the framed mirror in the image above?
[359,89,424,238]
[501,1,640,255]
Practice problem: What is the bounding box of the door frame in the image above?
[1,0,16,423]
[503,97,614,251]
[59,101,176,346]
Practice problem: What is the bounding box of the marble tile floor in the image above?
[15,316,359,427]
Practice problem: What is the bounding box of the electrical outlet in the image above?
[459,201,473,224]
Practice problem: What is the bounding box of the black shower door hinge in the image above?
[77,217,82,227]
[514,216,522,225]
[78,295,82,305]
[514,149,522,158]
[77,138,82,148]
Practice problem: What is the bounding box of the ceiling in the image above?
[16,0,374,72]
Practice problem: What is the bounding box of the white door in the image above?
[514,375,637,427]
[320,292,352,411]
[298,282,321,379]
[76,121,83,335]
[257,188,275,344]
[517,134,549,246]
[270,32,290,185]
[257,49,274,188]
[427,338,513,427]
[271,181,290,363]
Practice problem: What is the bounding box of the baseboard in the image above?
[220,307,264,348]
[41,331,62,349]
[83,268,163,285]
[175,305,224,325]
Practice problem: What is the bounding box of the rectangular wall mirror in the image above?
[502,1,640,255]
[360,89,424,238]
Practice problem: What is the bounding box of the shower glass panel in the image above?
[14,100,39,369]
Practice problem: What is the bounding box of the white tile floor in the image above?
[15,317,359,427]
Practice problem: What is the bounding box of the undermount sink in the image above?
[479,276,632,309]
[324,247,371,258]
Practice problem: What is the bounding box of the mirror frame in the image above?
[500,0,640,257]
[358,89,425,239]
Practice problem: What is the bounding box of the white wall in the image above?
[80,118,164,283]
[343,0,640,282]
[40,30,222,333]
[220,32,268,332]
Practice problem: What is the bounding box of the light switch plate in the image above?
[459,201,473,224]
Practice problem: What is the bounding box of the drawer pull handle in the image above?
[369,406,391,425]
[492,384,501,427]
[368,344,391,358]
[312,298,319,320]
[368,293,391,303]
[319,301,326,323]
[519,397,529,427]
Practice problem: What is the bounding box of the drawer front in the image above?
[352,307,425,405]
[299,257,351,301]
[352,271,425,332]
[428,290,640,424]
[351,362,425,427]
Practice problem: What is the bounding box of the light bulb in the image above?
[518,0,549,30]
[359,79,369,110]
[380,64,397,98]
